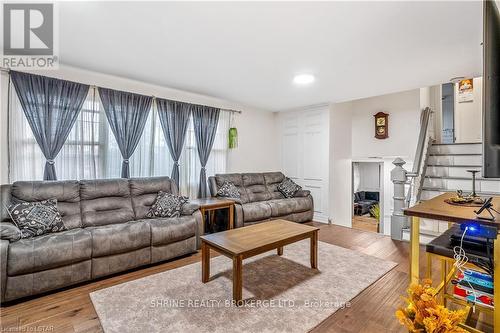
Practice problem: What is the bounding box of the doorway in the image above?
[352,161,382,233]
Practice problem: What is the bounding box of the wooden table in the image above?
[200,219,319,303]
[404,193,500,332]
[190,197,235,233]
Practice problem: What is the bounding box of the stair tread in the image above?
[429,153,482,156]
[425,175,500,181]
[427,164,482,167]
[421,187,500,195]
[431,142,482,146]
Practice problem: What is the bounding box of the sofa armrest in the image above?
[0,222,21,242]
[294,190,311,198]
[192,210,203,250]
[233,203,244,228]
[1,239,8,302]
[181,202,201,216]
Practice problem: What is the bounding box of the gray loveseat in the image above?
[0,177,202,302]
[208,172,314,228]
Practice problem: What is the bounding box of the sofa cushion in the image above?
[214,174,249,203]
[267,197,313,217]
[8,199,66,239]
[242,202,272,222]
[10,181,81,229]
[80,179,134,227]
[263,172,286,200]
[89,220,151,257]
[216,181,241,199]
[146,192,188,218]
[0,222,21,242]
[7,228,91,275]
[141,216,197,246]
[129,177,178,219]
[242,173,272,202]
[277,177,302,198]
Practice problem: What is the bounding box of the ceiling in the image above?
[59,1,483,111]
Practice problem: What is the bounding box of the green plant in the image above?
[370,204,380,221]
[228,127,238,149]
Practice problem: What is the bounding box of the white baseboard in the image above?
[313,213,329,223]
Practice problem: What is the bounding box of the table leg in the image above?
[202,241,210,283]
[229,204,234,229]
[200,208,206,234]
[233,255,243,303]
[426,252,432,279]
[311,230,318,269]
[494,235,499,333]
[440,259,446,306]
[409,216,420,285]
[209,210,215,233]
[277,246,283,256]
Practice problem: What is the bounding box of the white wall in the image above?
[356,162,381,192]
[0,65,279,183]
[329,102,353,228]
[227,111,279,173]
[454,77,482,143]
[351,89,421,161]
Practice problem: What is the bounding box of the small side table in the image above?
[190,198,235,233]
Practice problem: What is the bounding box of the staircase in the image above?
[402,142,500,243]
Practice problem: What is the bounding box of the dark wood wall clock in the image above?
[374,112,389,139]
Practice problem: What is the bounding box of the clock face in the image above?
[376,117,386,126]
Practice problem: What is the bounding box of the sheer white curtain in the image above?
[9,86,106,181]
[8,82,230,198]
[179,110,230,197]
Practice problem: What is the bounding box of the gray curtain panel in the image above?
[156,98,191,188]
[98,87,153,178]
[10,71,90,180]
[192,105,220,198]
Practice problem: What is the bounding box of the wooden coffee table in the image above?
[200,219,319,303]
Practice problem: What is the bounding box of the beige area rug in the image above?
[90,240,397,333]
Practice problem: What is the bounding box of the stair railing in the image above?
[391,107,433,240]
[405,107,433,207]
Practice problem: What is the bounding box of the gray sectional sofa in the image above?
[0,177,202,302]
[208,172,314,227]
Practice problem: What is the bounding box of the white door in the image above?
[278,106,330,222]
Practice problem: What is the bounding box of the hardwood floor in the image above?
[352,215,379,233]
[0,222,486,333]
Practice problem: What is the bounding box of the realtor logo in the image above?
[2,3,58,69]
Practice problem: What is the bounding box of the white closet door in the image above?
[278,106,329,222]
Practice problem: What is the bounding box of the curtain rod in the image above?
[0,67,242,114]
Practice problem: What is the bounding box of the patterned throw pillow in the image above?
[146,191,189,218]
[277,178,302,198]
[216,181,241,199]
[8,199,66,239]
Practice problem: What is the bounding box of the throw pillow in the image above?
[277,178,302,198]
[8,199,66,239]
[146,191,189,218]
[216,181,241,199]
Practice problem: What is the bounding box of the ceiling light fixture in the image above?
[293,74,315,85]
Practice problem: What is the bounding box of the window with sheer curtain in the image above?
[8,85,230,198]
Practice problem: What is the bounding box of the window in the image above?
[8,84,230,198]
